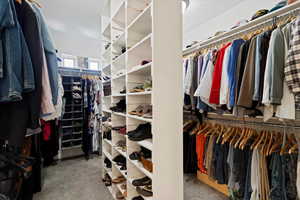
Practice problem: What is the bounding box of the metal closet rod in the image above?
[183,2,300,56]
[205,117,300,130]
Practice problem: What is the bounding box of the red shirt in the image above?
[209,43,231,105]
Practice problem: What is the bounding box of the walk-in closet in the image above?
[2,0,300,200]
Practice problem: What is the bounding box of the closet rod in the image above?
[205,116,300,130]
[183,1,300,56]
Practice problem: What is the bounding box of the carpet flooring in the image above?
[33,157,227,200]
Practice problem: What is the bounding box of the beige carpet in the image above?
[34,157,227,200]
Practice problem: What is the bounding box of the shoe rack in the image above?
[101,0,183,199]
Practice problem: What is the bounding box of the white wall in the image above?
[184,0,279,46]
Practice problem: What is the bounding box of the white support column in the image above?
[152,0,183,199]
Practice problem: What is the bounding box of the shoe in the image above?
[112,126,126,131]
[142,105,152,118]
[116,140,126,148]
[132,196,144,200]
[110,99,126,113]
[120,165,127,170]
[116,191,124,200]
[132,177,152,187]
[104,158,112,168]
[72,86,82,91]
[129,105,144,116]
[128,123,152,142]
[120,87,126,94]
[141,60,151,65]
[140,147,152,159]
[72,93,82,99]
[127,123,151,138]
[136,185,153,197]
[143,80,152,91]
[141,157,153,173]
[129,152,141,160]
[113,155,126,164]
[130,85,144,93]
[112,176,126,184]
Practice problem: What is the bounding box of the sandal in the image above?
[129,105,144,116]
[130,85,145,93]
[142,105,152,118]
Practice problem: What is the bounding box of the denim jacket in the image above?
[32,4,59,105]
[0,0,35,102]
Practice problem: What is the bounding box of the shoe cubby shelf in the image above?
[127,62,152,75]
[111,1,126,29]
[101,0,182,199]
[103,109,112,113]
[102,23,111,41]
[103,64,111,75]
[104,139,113,146]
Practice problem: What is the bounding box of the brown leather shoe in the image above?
[112,176,126,184]
[141,157,153,172]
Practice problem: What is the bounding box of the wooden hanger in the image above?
[234,128,246,148]
[222,127,235,145]
[16,0,22,4]
[254,130,267,150]
[269,133,282,155]
[229,128,240,146]
[216,125,225,144]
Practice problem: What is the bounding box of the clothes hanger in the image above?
[222,127,235,144]
[260,131,270,155]
[239,128,251,149]
[216,125,225,144]
[269,133,282,155]
[15,0,22,4]
[234,128,246,148]
[27,0,42,7]
[250,130,262,150]
[229,128,240,146]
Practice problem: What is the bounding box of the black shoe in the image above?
[113,155,126,164]
[128,124,152,141]
[136,186,153,197]
[129,152,141,160]
[132,177,152,187]
[132,196,144,200]
[104,158,112,168]
[140,147,152,159]
[110,99,126,112]
[127,123,150,137]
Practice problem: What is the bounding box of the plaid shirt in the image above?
[285,18,300,110]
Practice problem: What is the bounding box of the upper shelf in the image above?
[127,0,152,25]
[127,3,152,47]
[112,1,126,29]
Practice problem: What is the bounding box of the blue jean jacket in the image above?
[32,4,58,105]
[0,0,35,102]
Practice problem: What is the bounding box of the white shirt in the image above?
[219,44,232,105]
[194,51,216,109]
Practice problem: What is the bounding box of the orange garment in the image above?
[196,133,207,174]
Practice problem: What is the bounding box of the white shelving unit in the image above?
[101,0,183,199]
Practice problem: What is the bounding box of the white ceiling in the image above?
[183,0,245,33]
[39,0,280,57]
[39,0,108,58]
